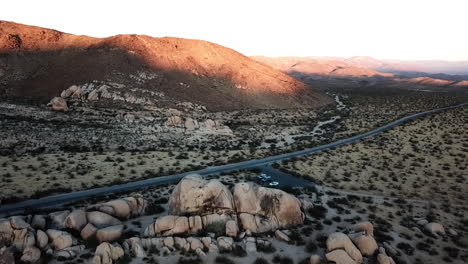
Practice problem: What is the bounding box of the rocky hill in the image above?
[0,21,331,111]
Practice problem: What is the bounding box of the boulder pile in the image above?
[0,196,145,263]
[59,82,159,106]
[150,174,304,237]
[325,222,397,264]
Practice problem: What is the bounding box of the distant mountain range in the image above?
[252,56,468,91]
[0,21,331,111]
[344,56,468,76]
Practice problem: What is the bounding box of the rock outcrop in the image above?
[233,182,304,232]
[169,174,235,215]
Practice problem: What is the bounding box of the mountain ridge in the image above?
[0,20,331,110]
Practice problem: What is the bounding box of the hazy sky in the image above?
[2,0,468,61]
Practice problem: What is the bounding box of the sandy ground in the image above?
[0,150,269,202]
[278,107,468,204]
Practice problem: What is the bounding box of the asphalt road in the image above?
[1,101,467,215]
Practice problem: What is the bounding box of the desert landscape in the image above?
[0,2,468,264]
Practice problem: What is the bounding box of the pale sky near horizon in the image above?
[2,0,468,61]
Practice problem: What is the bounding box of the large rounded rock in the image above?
[81,223,98,240]
[98,200,132,219]
[13,229,35,251]
[225,220,239,237]
[36,229,48,249]
[20,246,41,263]
[168,174,235,215]
[65,209,87,231]
[94,242,124,264]
[55,245,85,260]
[0,247,15,264]
[233,182,304,231]
[46,229,73,250]
[327,232,362,263]
[87,211,121,228]
[377,253,396,264]
[31,215,46,230]
[326,249,357,264]
[187,237,203,251]
[10,216,30,229]
[425,222,446,236]
[49,210,70,230]
[0,219,13,242]
[96,225,124,243]
[48,97,68,111]
[353,234,378,256]
[144,215,189,236]
[309,254,322,264]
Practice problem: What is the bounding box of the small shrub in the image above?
[254,257,270,264]
[145,203,165,215]
[204,221,226,237]
[305,240,317,253]
[257,243,276,253]
[177,257,202,264]
[216,256,236,264]
[231,244,247,257]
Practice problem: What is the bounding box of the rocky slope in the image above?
[0,21,331,111]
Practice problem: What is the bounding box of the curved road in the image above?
[1,101,467,215]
